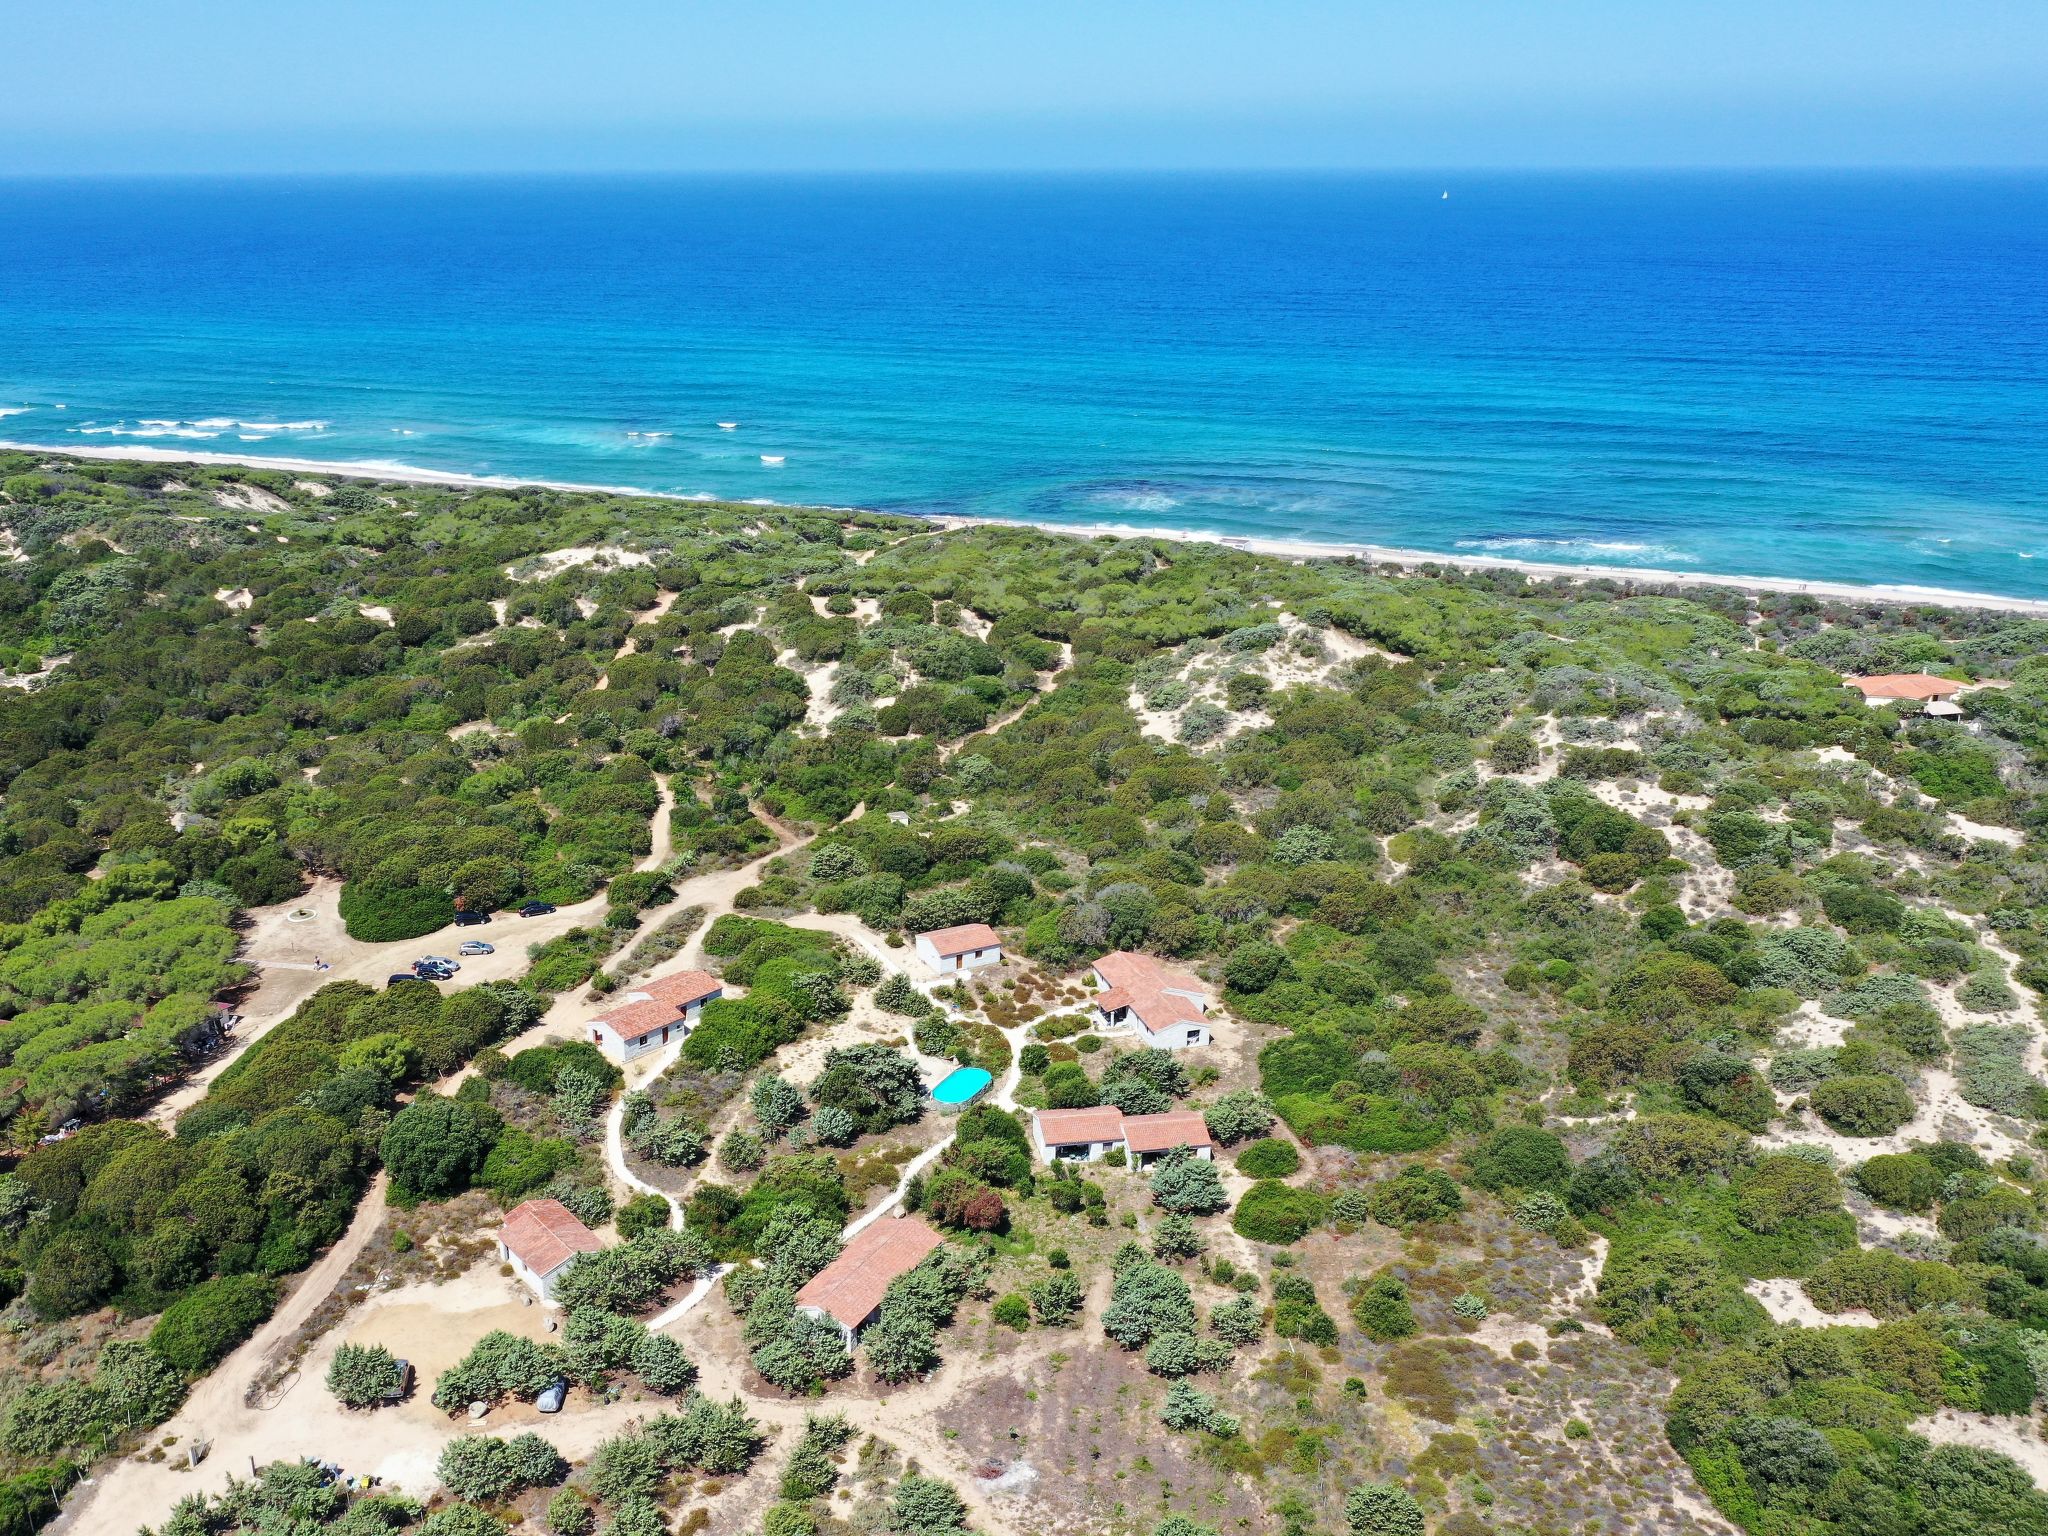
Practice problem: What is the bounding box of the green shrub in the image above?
[1464,1125,1573,1192]
[1810,1075,1916,1137]
[1234,1138,1301,1178]
[148,1274,277,1374]
[1350,1272,1416,1341]
[1232,1180,1328,1245]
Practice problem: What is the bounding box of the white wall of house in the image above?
[798,1302,868,1350]
[914,936,1001,974]
[1132,1144,1213,1168]
[1034,1134,1120,1163]
[1096,1012,1209,1051]
[501,1242,568,1304]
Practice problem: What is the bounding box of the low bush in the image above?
[1232,1180,1327,1245]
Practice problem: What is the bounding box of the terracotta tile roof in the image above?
[1034,1106,1127,1145]
[795,1216,944,1331]
[918,922,1001,957]
[1091,951,1211,1036]
[596,968,722,1042]
[499,1198,603,1278]
[1120,1110,1215,1155]
[1845,673,1962,700]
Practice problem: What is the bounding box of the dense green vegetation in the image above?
[7,452,2048,1534]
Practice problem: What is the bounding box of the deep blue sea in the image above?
[4,173,2046,596]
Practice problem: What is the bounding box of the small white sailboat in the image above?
[717,421,738,430]
[1441,190,1449,200]
[759,454,784,465]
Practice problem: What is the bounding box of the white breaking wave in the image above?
[1089,489,1181,514]
[0,407,33,419]
[68,416,327,440]
[1454,536,1699,565]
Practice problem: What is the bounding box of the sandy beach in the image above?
[12,438,2048,618]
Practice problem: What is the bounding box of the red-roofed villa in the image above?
[587,968,722,1063]
[1032,1106,1215,1166]
[1844,674,1967,717]
[794,1216,945,1347]
[1089,951,1215,1049]
[498,1198,605,1303]
[913,922,1002,975]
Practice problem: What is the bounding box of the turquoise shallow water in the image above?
[3,172,2045,596]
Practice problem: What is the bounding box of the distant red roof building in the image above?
[795,1216,945,1338]
[1844,673,1963,701]
[499,1198,603,1280]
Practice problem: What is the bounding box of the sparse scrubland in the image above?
[3,452,2048,1535]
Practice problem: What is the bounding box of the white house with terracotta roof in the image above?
[1121,1110,1216,1167]
[1032,1105,1215,1166]
[794,1215,945,1348]
[1844,674,1967,715]
[587,968,722,1062]
[498,1197,604,1304]
[913,922,1002,976]
[1089,951,1214,1049]
[1032,1106,1127,1162]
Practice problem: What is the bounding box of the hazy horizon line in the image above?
[4,163,2045,182]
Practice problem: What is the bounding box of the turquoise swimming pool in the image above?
[931,1067,993,1107]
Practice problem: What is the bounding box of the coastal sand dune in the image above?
[12,439,2048,617]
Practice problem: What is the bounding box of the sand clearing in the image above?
[1745,1277,1878,1329]
[213,482,292,515]
[0,652,72,690]
[1129,613,1397,749]
[504,545,653,581]
[213,586,254,610]
[1913,1409,2048,1489]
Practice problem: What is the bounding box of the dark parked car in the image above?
[383,1359,416,1401]
[518,901,557,917]
[388,973,432,988]
[453,910,491,927]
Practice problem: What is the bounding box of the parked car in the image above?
[453,910,491,927]
[416,956,459,971]
[457,940,495,956]
[413,962,457,981]
[535,1377,569,1414]
[383,1359,416,1402]
[518,901,557,917]
[388,973,431,988]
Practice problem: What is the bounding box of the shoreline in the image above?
[10,437,2048,618]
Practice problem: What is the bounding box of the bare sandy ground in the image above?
[1129,613,1391,748]
[1913,1409,2048,1486]
[504,545,653,582]
[1745,1277,1878,1329]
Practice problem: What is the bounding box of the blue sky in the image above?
[8,1,2045,173]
